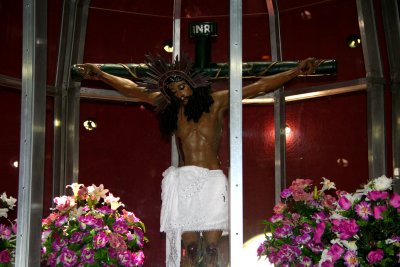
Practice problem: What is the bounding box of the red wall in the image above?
[0,0,393,266]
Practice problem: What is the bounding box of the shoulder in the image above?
[211,90,229,112]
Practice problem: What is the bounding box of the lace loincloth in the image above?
[160,166,229,267]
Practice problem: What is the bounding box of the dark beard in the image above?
[157,86,214,137]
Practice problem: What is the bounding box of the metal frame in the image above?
[229,0,244,265]
[266,0,286,204]
[357,0,387,179]
[53,0,90,198]
[381,0,400,188]
[171,0,182,167]
[15,0,47,266]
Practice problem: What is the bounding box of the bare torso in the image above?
[175,94,225,170]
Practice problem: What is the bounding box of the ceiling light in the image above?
[346,35,361,48]
[163,40,173,53]
[83,119,97,131]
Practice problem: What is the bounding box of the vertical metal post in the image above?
[356,0,387,179]
[171,0,181,167]
[266,0,285,203]
[16,0,47,266]
[381,0,400,191]
[53,0,90,197]
[229,0,243,266]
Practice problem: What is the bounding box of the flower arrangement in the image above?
[325,175,400,266]
[0,192,17,267]
[41,183,148,267]
[257,178,338,266]
[258,176,400,267]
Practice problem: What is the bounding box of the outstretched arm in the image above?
[75,63,160,105]
[242,57,318,99]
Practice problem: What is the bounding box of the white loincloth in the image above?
[160,166,229,267]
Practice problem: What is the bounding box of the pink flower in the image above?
[257,242,266,256]
[354,201,372,220]
[273,201,287,214]
[53,196,75,213]
[123,209,141,223]
[328,243,344,262]
[292,190,313,202]
[322,194,337,209]
[109,233,128,252]
[331,219,359,240]
[0,250,11,263]
[338,196,352,210]
[343,250,359,267]
[289,179,313,191]
[280,188,292,199]
[269,214,284,223]
[93,231,109,249]
[312,221,325,244]
[367,191,388,201]
[390,192,400,208]
[373,205,387,219]
[367,249,384,264]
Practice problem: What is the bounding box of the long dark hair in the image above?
[157,83,214,137]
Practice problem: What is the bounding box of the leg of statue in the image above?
[181,231,201,267]
[203,230,222,267]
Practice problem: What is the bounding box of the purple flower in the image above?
[59,247,78,267]
[343,250,359,267]
[367,190,388,201]
[54,214,68,227]
[298,256,313,266]
[0,224,12,240]
[321,260,334,267]
[108,247,118,259]
[93,231,109,249]
[112,219,129,234]
[312,211,327,222]
[0,250,11,263]
[328,243,344,262]
[295,233,311,245]
[46,252,57,267]
[367,249,384,264]
[118,251,133,266]
[134,227,145,247]
[354,201,372,220]
[97,205,114,214]
[307,242,324,253]
[51,236,68,252]
[274,225,292,238]
[70,231,83,243]
[313,221,325,244]
[81,245,95,264]
[269,213,284,223]
[280,188,292,199]
[331,219,359,240]
[373,205,387,219]
[257,242,266,256]
[109,232,128,252]
[132,250,145,266]
[390,192,400,208]
[338,196,352,210]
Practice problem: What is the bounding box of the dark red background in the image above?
[0,0,393,266]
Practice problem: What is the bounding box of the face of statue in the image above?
[168,80,193,106]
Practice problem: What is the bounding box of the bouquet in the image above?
[0,192,17,267]
[323,175,400,266]
[258,176,400,267]
[257,178,338,266]
[41,183,148,267]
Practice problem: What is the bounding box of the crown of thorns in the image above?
[140,54,209,111]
